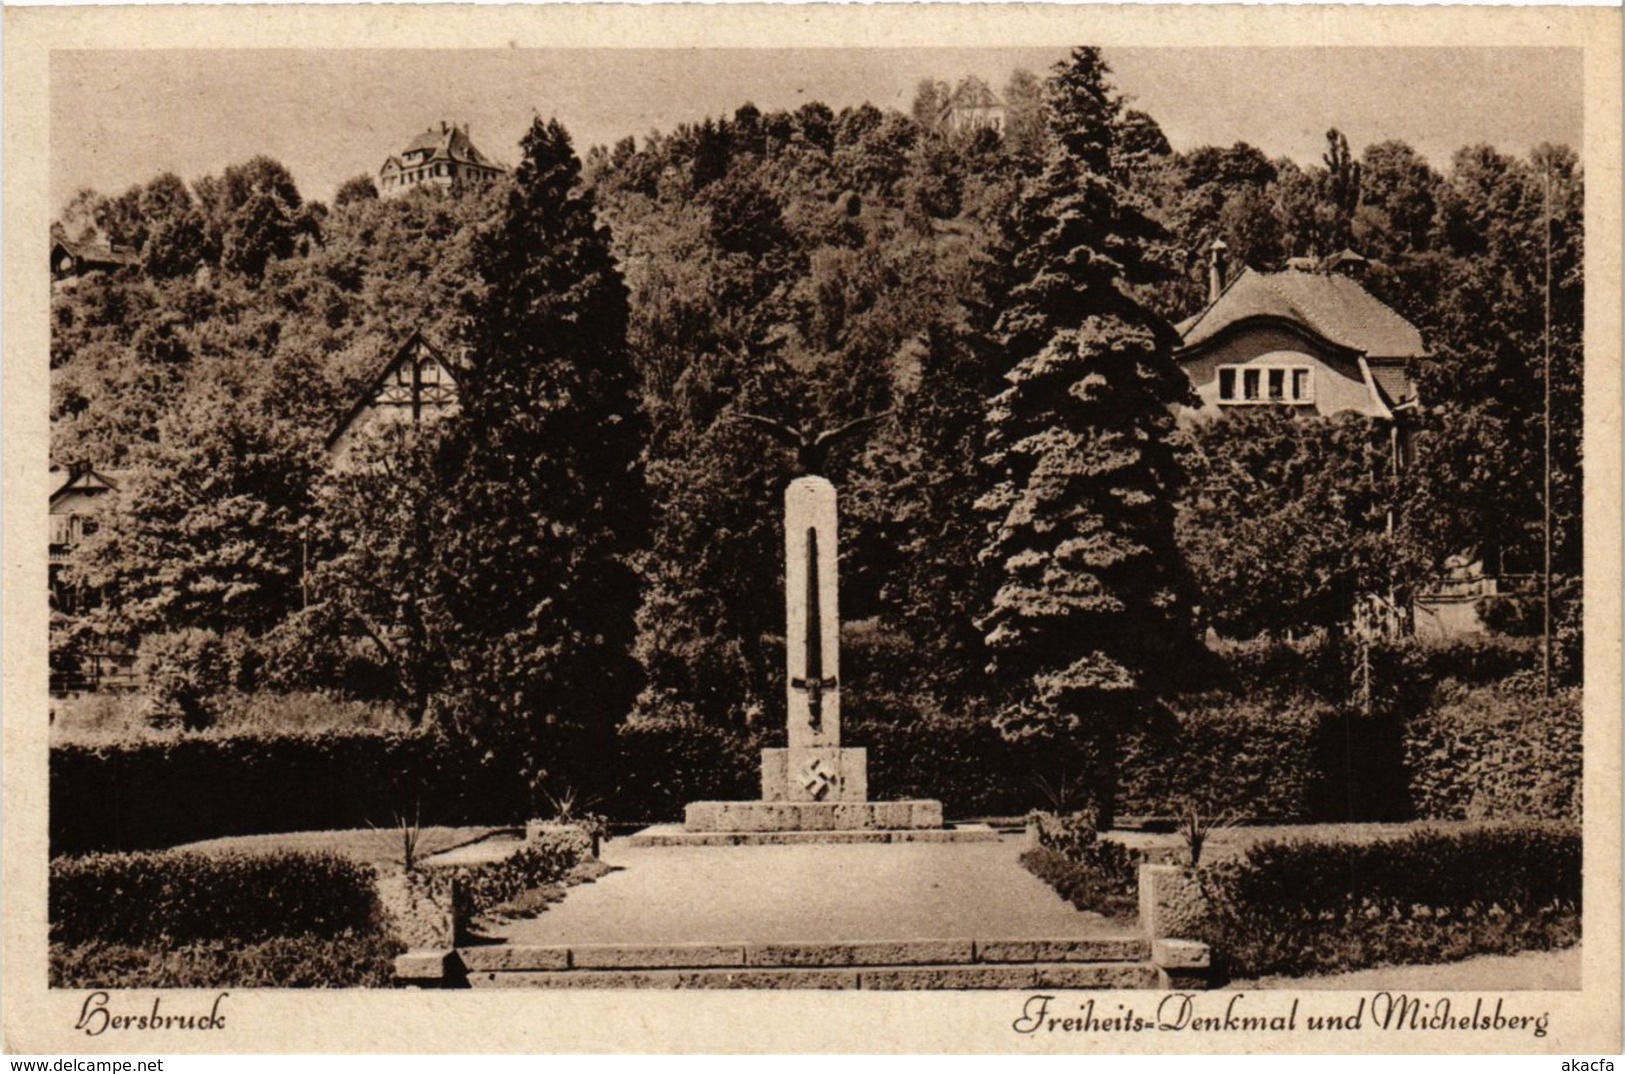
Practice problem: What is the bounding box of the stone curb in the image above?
[458,961,1162,990]
[447,935,1151,975]
[624,823,1001,847]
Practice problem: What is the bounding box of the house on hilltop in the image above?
[379,122,506,199]
[325,331,461,469]
[1175,240,1425,421]
[941,77,1006,133]
[51,238,139,281]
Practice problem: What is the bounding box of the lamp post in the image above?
[1542,167,1553,698]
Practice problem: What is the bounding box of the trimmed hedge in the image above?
[50,635,1577,853]
[50,849,382,946]
[452,827,593,923]
[1196,823,1581,979]
[1118,696,1329,821]
[50,730,523,855]
[1403,682,1581,821]
[50,932,401,989]
[1021,810,1141,920]
[1020,847,1140,922]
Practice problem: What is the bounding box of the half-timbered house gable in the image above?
[325,331,461,470]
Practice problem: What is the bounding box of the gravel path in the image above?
[491,833,1133,946]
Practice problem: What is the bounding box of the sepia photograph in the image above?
[4,3,1620,1057]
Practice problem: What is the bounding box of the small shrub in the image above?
[1020,847,1140,922]
[50,849,382,946]
[138,629,232,731]
[1195,823,1580,979]
[1026,810,1141,912]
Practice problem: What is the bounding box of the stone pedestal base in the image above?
[761,747,867,802]
[685,798,942,833]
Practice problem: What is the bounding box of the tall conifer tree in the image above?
[978,48,1196,826]
[438,118,647,789]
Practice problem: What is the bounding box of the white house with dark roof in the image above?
[378,122,506,199]
[1175,241,1425,421]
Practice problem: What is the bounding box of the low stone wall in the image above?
[391,823,595,986]
[1138,864,1209,940]
[1138,864,1213,989]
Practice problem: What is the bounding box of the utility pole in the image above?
[1542,168,1554,698]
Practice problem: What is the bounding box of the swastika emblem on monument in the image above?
[799,759,837,801]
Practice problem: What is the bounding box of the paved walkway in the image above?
[490,834,1132,946]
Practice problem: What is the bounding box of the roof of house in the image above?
[947,77,1003,111]
[1177,266,1426,361]
[1367,360,1418,407]
[395,123,504,171]
[50,465,129,505]
[52,239,138,267]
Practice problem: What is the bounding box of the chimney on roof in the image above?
[1208,239,1229,305]
[441,121,449,134]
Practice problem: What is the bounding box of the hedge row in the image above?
[51,679,1580,854]
[50,731,520,855]
[50,849,382,946]
[50,932,401,989]
[1403,683,1581,821]
[450,826,594,923]
[1196,823,1582,978]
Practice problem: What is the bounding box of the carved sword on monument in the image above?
[792,526,835,733]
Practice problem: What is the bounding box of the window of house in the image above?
[1217,364,1315,405]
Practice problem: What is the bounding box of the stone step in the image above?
[459,935,1151,973]
[463,961,1163,990]
[625,823,1001,847]
[684,798,943,833]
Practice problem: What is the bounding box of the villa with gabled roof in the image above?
[1176,241,1426,421]
[378,122,506,199]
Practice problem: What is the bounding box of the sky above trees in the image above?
[51,46,1580,210]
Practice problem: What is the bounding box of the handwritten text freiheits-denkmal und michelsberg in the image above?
[1014,993,1552,1039]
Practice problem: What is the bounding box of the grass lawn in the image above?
[1107,819,1529,865]
[170,826,511,873]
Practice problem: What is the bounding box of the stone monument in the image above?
[630,467,995,845]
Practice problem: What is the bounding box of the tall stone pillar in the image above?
[762,476,866,803]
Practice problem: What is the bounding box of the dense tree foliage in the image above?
[434,118,647,787]
[977,48,1197,823]
[50,51,1584,740]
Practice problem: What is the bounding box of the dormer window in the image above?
[1218,364,1314,405]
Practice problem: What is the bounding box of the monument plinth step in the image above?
[433,934,1169,989]
[682,798,942,833]
[460,960,1163,990]
[624,822,999,847]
